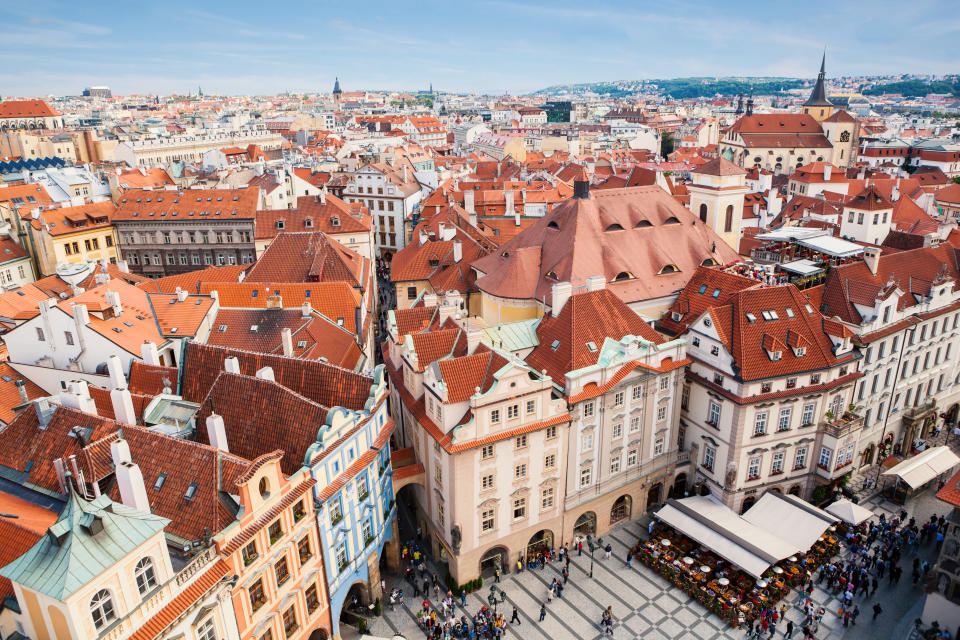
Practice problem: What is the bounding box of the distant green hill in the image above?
[531,77,807,98]
[861,79,960,98]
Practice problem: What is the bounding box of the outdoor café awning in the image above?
[654,496,798,579]
[825,498,875,525]
[741,492,838,552]
[882,446,960,489]
[755,229,865,258]
[779,259,824,276]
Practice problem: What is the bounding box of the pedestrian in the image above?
[851,605,859,626]
[604,543,612,560]
[768,621,776,638]
[626,551,632,568]
[510,606,521,625]
[460,590,466,608]
[784,620,794,639]
[872,602,882,620]
[578,539,583,556]
[539,603,546,622]
[495,568,501,583]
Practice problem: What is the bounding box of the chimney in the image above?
[111,438,150,512]
[823,164,832,182]
[585,275,606,292]
[301,301,312,318]
[505,190,515,215]
[106,355,127,390]
[464,189,475,214]
[111,388,138,425]
[141,341,160,366]
[15,380,28,404]
[551,282,573,316]
[453,239,462,263]
[466,327,483,354]
[117,260,130,273]
[573,168,590,199]
[105,290,122,316]
[176,288,188,302]
[864,247,882,276]
[94,271,110,285]
[281,327,294,356]
[423,292,438,307]
[320,185,327,205]
[205,413,230,452]
[59,380,97,414]
[224,356,241,374]
[265,292,282,309]
[256,366,275,381]
[402,164,408,183]
[419,228,429,246]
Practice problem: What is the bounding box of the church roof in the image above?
[804,53,833,108]
[0,487,169,600]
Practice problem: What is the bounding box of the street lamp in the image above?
[586,534,604,579]
[488,585,506,614]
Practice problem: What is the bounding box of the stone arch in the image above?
[768,487,782,494]
[610,495,631,525]
[698,203,708,224]
[479,545,509,578]
[573,511,596,536]
[788,484,802,496]
[724,204,734,233]
[670,473,688,499]
[740,495,756,514]
[526,529,554,557]
[646,483,662,511]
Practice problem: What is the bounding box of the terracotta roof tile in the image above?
[0,519,45,605]
[127,560,230,640]
[154,265,247,294]
[0,364,44,424]
[202,282,361,331]
[112,188,258,222]
[244,232,368,289]
[658,266,761,335]
[0,100,59,118]
[128,361,178,395]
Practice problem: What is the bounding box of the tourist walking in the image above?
[539,603,546,622]
[510,606,521,625]
[872,602,883,620]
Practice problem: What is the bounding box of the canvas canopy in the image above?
[654,496,798,579]
[741,492,838,551]
[825,498,875,525]
[882,446,960,489]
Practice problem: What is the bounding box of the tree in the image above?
[952,176,960,185]
[661,132,675,157]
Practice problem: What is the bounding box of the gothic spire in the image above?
[804,50,832,107]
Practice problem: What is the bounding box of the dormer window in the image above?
[770,351,782,361]
[586,341,598,352]
[761,310,778,321]
[330,216,339,227]
[613,271,633,281]
[795,347,807,357]
[605,223,624,231]
[658,265,679,275]
[276,220,285,230]
[671,311,683,322]
[305,218,314,228]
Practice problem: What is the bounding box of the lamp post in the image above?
[586,534,604,579]
[488,585,506,614]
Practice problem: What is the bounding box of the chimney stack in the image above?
[453,239,462,263]
[464,189,475,214]
[301,301,312,318]
[585,275,606,292]
[466,327,483,354]
[141,341,161,366]
[573,167,590,199]
[111,438,150,512]
[505,190,515,215]
[281,327,294,356]
[176,288,188,302]
[864,247,882,276]
[107,354,127,390]
[256,366,275,381]
[823,164,832,182]
[551,282,573,317]
[59,380,98,414]
[206,413,230,452]
[224,356,241,374]
[105,289,122,315]
[15,380,28,404]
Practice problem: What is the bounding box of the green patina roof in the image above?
[0,488,169,600]
[481,319,540,352]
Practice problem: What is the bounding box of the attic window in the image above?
[297,340,307,349]
[804,304,814,314]
[329,216,338,227]
[586,341,598,352]
[0,375,10,383]
[701,258,718,266]
[657,265,679,275]
[711,288,720,298]
[605,223,624,231]
[635,220,653,228]
[428,258,440,267]
[796,346,807,357]
[745,312,757,323]
[251,325,259,332]
[545,270,558,280]
[218,324,227,332]
[770,351,782,361]
[547,221,559,230]
[153,474,166,491]
[251,290,258,298]
[663,216,680,224]
[184,482,198,501]
[613,271,633,281]
[550,339,561,351]
[306,218,315,228]
[123,321,133,327]
[276,221,285,230]
[785,307,795,318]
[761,310,779,321]
[698,284,708,294]
[170,327,178,333]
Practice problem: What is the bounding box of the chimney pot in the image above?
[256,366,275,381]
[281,327,294,357]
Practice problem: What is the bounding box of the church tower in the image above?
[802,52,834,122]
[333,77,342,109]
[687,157,749,252]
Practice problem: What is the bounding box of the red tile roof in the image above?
[201,282,361,330]
[0,519,44,605]
[254,195,369,240]
[0,100,59,118]
[658,266,761,335]
[244,232,367,289]
[128,361,178,395]
[128,560,230,640]
[408,328,468,372]
[436,349,509,403]
[936,467,960,507]
[154,265,247,294]
[693,157,747,177]
[846,185,893,211]
[0,363,44,424]
[112,188,258,221]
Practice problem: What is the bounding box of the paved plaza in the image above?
[363,487,948,640]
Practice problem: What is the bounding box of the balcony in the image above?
[903,400,936,421]
[820,411,864,439]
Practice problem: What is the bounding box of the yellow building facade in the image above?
[19,201,120,276]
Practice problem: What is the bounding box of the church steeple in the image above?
[735,93,743,116]
[332,77,342,108]
[803,50,834,122]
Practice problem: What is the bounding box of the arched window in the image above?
[701,258,718,266]
[613,271,633,281]
[90,590,116,630]
[663,216,680,225]
[135,558,157,595]
[724,204,734,233]
[658,265,679,275]
[547,221,559,230]
[604,223,624,231]
[698,203,708,223]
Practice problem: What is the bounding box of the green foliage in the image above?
[446,574,483,593]
[531,77,806,99]
[952,176,960,185]
[862,79,960,98]
[357,618,368,633]
[661,132,675,157]
[810,484,832,504]
[374,598,382,616]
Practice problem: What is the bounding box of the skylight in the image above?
[761,310,779,321]
[745,313,757,323]
[251,325,259,332]
[785,307,795,318]
[184,482,198,501]
[712,288,720,298]
[218,324,227,332]
[153,473,167,491]
[586,341,598,352]
[804,304,814,314]
[698,284,707,294]
[550,339,561,351]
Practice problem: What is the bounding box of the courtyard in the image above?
[363,487,947,640]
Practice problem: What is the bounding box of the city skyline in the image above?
[2,0,958,96]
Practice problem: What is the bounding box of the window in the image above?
[513,497,526,519]
[482,474,495,490]
[490,409,500,424]
[542,487,554,509]
[275,557,290,586]
[283,604,298,638]
[660,376,670,391]
[305,584,320,613]
[614,391,624,406]
[293,500,306,522]
[627,449,638,467]
[135,557,157,595]
[754,412,767,436]
[36,327,45,341]
[785,377,797,389]
[583,401,594,418]
[610,455,621,473]
[582,433,593,451]
[692,337,701,347]
[407,286,417,299]
[507,404,519,419]
[818,447,832,469]
[702,447,715,471]
[777,407,792,432]
[810,373,821,385]
[335,543,347,571]
[747,457,761,480]
[268,519,283,544]
[361,519,372,544]
[481,444,495,459]
[434,463,442,485]
[545,425,557,439]
[90,589,116,631]
[357,477,369,501]
[514,463,527,479]
[799,403,814,426]
[482,508,495,532]
[515,434,527,448]
[580,467,592,487]
[242,541,258,566]
[657,406,667,422]
[707,401,721,427]
[298,536,312,565]
[794,447,807,469]
[710,345,719,356]
[197,618,218,640]
[329,499,343,525]
[654,437,664,456]
[681,385,690,409]
[612,422,622,438]
[714,373,724,385]
[761,381,772,393]
[632,385,643,400]
[629,416,640,432]
[64,331,74,346]
[249,578,266,611]
[771,452,785,474]
[544,452,557,472]
[526,399,536,414]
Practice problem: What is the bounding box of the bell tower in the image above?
[802,52,834,122]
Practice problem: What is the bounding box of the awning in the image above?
[779,259,824,276]
[825,498,875,525]
[882,446,960,489]
[796,235,864,258]
[654,496,798,579]
[741,492,838,551]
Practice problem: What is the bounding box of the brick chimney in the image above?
[111,438,150,512]
[281,327,294,356]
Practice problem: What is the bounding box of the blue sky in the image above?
[1,0,957,96]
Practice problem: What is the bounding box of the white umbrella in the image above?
[825,498,874,525]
